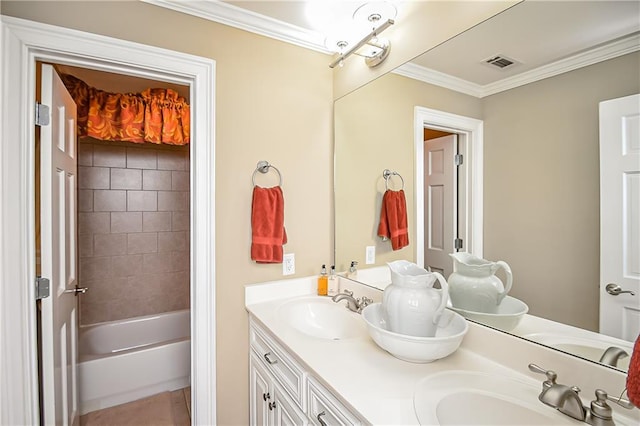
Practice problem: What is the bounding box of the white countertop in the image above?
[245,278,549,424]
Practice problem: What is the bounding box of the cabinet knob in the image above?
[263,352,278,364]
[268,401,276,411]
[262,392,270,401]
[317,411,328,426]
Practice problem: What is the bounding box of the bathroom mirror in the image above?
[334,1,639,372]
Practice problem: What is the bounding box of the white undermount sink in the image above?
[277,296,366,340]
[414,370,579,425]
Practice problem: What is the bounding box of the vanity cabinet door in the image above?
[250,353,272,426]
[250,352,308,426]
[272,383,308,426]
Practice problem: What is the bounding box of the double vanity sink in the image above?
[246,277,637,425]
[277,296,366,341]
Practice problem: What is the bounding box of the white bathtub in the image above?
[78,309,191,415]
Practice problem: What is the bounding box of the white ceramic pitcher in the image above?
[382,260,449,338]
[447,252,513,314]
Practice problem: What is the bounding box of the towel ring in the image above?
[383,169,404,190]
[252,160,283,187]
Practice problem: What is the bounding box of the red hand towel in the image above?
[627,333,640,407]
[251,186,287,263]
[377,189,409,251]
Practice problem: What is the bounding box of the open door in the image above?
[599,94,640,342]
[40,63,80,426]
[424,134,458,276]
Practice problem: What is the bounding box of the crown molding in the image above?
[141,0,331,54]
[394,33,640,98]
[393,62,484,98]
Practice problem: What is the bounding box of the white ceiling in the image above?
[143,1,640,96]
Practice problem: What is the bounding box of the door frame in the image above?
[0,16,217,425]
[414,106,484,266]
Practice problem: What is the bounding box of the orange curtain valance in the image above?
[61,73,190,145]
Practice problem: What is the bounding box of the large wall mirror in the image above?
[334,0,639,372]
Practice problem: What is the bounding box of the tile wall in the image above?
[77,139,190,325]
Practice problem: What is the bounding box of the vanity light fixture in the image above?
[328,1,396,69]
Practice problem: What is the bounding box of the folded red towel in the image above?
[627,333,640,407]
[377,189,409,251]
[251,186,287,263]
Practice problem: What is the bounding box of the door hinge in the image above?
[35,276,50,300]
[454,154,463,166]
[454,238,463,250]
[35,103,50,126]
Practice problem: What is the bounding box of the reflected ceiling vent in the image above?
[483,54,520,70]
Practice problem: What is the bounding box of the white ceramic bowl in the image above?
[361,303,468,363]
[449,295,528,332]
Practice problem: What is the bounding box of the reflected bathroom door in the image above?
[599,94,640,342]
[424,134,457,276]
[40,64,80,426]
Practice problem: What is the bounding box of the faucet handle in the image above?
[596,389,635,410]
[358,296,373,309]
[528,363,558,385]
[588,389,634,423]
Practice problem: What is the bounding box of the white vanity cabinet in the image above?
[250,353,308,425]
[249,318,362,426]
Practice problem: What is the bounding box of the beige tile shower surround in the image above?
[77,139,190,325]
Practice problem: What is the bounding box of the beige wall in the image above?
[482,52,640,331]
[335,73,482,271]
[1,1,333,424]
[77,140,190,325]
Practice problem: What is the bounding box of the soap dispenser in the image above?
[317,264,328,296]
[328,265,338,296]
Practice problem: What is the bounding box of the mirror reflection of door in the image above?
[424,130,459,277]
[599,94,640,342]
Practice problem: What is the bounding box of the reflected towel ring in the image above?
[383,169,404,190]
[252,160,283,187]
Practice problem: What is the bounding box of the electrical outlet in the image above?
[283,253,295,275]
[365,246,376,264]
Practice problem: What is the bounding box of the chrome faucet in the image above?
[331,289,372,314]
[528,364,635,425]
[598,346,628,368]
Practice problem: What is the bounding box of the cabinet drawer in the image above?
[250,319,306,409]
[307,377,360,426]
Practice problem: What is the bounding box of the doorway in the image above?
[414,106,484,275]
[0,16,216,425]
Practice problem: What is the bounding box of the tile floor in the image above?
[80,387,191,426]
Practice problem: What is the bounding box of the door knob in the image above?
[605,283,635,296]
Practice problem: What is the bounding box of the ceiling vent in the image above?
[483,54,520,70]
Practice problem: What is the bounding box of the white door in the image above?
[40,64,80,426]
[599,94,640,341]
[424,134,457,276]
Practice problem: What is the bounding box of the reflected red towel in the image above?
[251,186,287,263]
[627,333,640,407]
[377,189,409,251]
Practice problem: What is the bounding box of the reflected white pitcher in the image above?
[448,252,513,314]
[382,260,449,337]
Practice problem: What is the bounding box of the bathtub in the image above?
[78,309,191,415]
